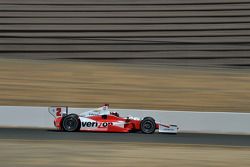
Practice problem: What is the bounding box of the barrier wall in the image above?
[0,106,249,135]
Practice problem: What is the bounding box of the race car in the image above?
[49,104,178,134]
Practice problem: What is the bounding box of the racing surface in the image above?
[0,128,250,147]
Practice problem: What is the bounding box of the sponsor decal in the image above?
[88,113,99,116]
[162,128,175,131]
[82,122,113,128]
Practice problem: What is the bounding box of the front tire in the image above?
[62,114,80,132]
[140,117,156,134]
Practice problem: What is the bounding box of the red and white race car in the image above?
[49,104,178,134]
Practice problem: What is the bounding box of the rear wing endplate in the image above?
[48,106,68,118]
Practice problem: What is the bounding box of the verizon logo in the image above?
[82,122,113,128]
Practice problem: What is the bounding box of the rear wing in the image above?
[48,106,68,118]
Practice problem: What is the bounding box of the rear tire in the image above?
[140,117,156,134]
[62,114,80,132]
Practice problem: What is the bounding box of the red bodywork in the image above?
[54,114,159,133]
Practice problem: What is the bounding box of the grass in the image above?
[1,139,250,167]
[0,58,249,112]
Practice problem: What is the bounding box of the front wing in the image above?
[158,124,178,133]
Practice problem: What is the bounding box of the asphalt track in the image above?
[0,128,250,147]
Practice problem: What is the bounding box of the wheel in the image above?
[140,117,156,134]
[62,114,80,132]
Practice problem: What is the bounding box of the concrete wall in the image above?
[0,106,250,135]
[0,0,250,59]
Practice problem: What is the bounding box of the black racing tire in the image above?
[62,114,80,132]
[140,117,156,134]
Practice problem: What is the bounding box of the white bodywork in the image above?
[79,105,110,117]
[49,105,179,133]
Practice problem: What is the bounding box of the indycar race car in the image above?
[49,104,178,134]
